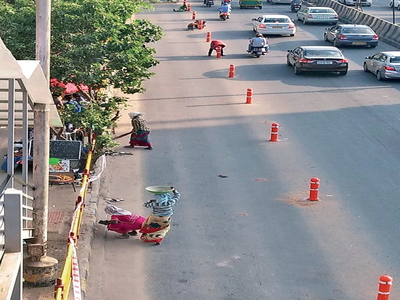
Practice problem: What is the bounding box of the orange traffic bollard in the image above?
[206,32,211,42]
[183,0,187,5]
[192,11,196,20]
[216,46,222,58]
[246,88,253,104]
[228,64,235,78]
[269,122,279,142]
[198,20,204,29]
[308,177,320,201]
[377,275,393,300]
[187,3,191,11]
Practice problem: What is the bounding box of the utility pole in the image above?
[23,0,58,286]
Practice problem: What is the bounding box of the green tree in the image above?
[0,0,163,156]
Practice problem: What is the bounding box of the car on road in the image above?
[323,24,379,48]
[297,7,338,24]
[252,14,296,36]
[363,51,400,80]
[339,0,372,6]
[269,0,292,4]
[389,0,400,9]
[286,46,349,75]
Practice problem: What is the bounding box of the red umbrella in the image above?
[50,78,89,94]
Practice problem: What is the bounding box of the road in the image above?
[85,2,400,300]
[360,0,400,24]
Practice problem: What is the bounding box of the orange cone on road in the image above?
[228,64,235,78]
[269,122,279,142]
[308,177,320,201]
[246,88,253,104]
[377,275,393,300]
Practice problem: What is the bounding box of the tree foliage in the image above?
[0,0,163,156]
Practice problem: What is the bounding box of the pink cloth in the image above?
[107,214,146,234]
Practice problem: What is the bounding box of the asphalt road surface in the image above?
[86,2,400,300]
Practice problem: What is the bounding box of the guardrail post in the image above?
[4,188,23,300]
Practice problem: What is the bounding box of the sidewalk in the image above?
[22,162,102,300]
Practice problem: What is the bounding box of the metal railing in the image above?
[54,138,96,300]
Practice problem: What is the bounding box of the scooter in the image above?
[219,12,230,20]
[250,47,266,58]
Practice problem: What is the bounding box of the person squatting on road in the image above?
[128,111,153,150]
[247,33,269,54]
[98,204,146,239]
[173,4,187,11]
[139,188,181,245]
[208,40,227,56]
[187,20,207,30]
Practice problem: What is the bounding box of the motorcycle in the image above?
[290,1,302,12]
[204,0,214,7]
[219,12,230,20]
[250,47,266,58]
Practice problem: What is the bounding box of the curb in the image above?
[77,161,102,299]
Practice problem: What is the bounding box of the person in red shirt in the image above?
[208,40,226,56]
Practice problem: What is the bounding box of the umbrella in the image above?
[50,78,89,94]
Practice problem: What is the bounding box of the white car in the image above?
[389,0,400,9]
[252,14,296,36]
[339,0,372,6]
[297,6,338,24]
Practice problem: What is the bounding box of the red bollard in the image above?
[308,177,320,201]
[206,32,211,42]
[228,64,235,78]
[183,0,187,5]
[216,46,222,58]
[192,11,196,20]
[377,275,393,300]
[269,122,279,142]
[198,20,203,30]
[187,3,191,11]
[246,88,253,104]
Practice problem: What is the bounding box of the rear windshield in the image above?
[390,56,400,63]
[304,50,343,58]
[342,27,374,34]
[309,8,334,13]
[264,18,290,23]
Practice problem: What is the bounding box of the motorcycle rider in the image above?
[219,2,231,18]
[290,0,302,11]
[247,33,269,54]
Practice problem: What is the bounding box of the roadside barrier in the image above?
[198,20,204,29]
[187,3,191,11]
[246,88,253,104]
[192,11,196,20]
[183,0,187,5]
[269,122,279,142]
[228,64,235,78]
[377,275,393,300]
[308,177,320,201]
[54,137,96,300]
[206,32,211,42]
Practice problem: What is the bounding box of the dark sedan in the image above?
[286,46,349,75]
[323,24,378,48]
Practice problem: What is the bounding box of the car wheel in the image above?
[294,65,302,75]
[323,33,329,41]
[376,71,384,81]
[303,18,307,24]
[339,70,347,75]
[297,14,301,21]
[363,63,369,72]
[290,34,295,37]
[240,5,243,8]
[259,6,262,9]
[370,44,377,48]
[286,56,291,66]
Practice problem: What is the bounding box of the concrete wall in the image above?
[309,0,400,49]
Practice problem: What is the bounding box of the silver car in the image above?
[252,14,296,36]
[297,7,338,24]
[363,51,400,81]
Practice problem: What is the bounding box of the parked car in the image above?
[339,0,372,6]
[363,51,400,81]
[389,0,400,9]
[252,14,296,36]
[286,46,349,75]
[297,7,338,24]
[323,24,378,47]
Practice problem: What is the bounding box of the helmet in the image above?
[256,33,263,37]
